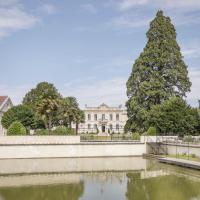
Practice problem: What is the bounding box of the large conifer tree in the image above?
[126,10,191,132]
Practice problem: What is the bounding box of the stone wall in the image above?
[0,136,145,159]
[161,143,200,157]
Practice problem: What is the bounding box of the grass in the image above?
[166,154,200,162]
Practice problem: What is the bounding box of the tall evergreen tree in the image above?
[126,11,191,132]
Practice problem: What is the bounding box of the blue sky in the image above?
[0,0,200,108]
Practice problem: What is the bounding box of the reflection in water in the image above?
[0,182,84,200]
[0,158,200,200]
[126,173,200,200]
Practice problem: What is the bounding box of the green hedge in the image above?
[35,127,75,135]
[7,121,26,135]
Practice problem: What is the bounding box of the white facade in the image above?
[0,96,13,136]
[74,103,128,134]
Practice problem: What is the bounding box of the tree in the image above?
[147,97,200,136]
[7,121,26,135]
[1,105,36,130]
[147,127,157,136]
[23,82,61,130]
[58,97,84,134]
[126,10,191,132]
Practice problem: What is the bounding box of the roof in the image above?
[0,96,8,107]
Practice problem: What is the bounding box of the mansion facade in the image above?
[74,103,128,134]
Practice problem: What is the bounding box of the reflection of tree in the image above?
[126,173,200,200]
[0,181,84,200]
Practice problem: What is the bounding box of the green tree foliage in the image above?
[23,82,84,132]
[126,10,191,133]
[132,132,140,140]
[1,105,36,130]
[147,127,157,136]
[7,121,26,135]
[23,82,61,130]
[58,97,84,134]
[147,97,200,136]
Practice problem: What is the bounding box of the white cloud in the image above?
[39,4,57,15]
[117,0,148,11]
[80,4,97,14]
[110,13,151,28]
[183,48,200,59]
[187,68,200,107]
[182,40,200,59]
[0,84,32,105]
[60,78,127,108]
[116,0,200,11]
[0,2,39,38]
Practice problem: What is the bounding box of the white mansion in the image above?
[73,103,128,134]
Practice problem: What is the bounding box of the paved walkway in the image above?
[158,157,200,170]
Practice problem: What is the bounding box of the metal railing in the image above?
[80,134,140,142]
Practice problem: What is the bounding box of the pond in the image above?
[0,158,200,200]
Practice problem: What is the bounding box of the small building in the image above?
[74,103,127,134]
[0,96,13,136]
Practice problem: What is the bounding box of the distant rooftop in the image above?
[84,103,124,111]
[0,96,8,107]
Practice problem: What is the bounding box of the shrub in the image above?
[53,127,75,135]
[132,132,140,140]
[147,127,156,136]
[191,154,196,158]
[34,129,49,135]
[7,121,26,135]
[52,126,68,135]
[183,135,193,142]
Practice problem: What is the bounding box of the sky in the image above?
[0,0,200,108]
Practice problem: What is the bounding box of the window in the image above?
[94,124,97,130]
[102,114,105,120]
[88,114,91,121]
[116,114,119,121]
[109,124,113,130]
[94,114,97,121]
[110,114,113,121]
[88,124,91,129]
[116,124,119,131]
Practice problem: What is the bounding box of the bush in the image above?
[7,121,26,135]
[147,127,156,136]
[132,132,140,140]
[35,127,76,135]
[35,129,49,135]
[53,127,76,135]
[183,135,193,142]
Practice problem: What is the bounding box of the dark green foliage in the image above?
[147,127,157,136]
[23,82,84,133]
[147,97,200,136]
[7,121,26,135]
[34,129,49,135]
[52,126,75,135]
[35,127,75,135]
[132,132,140,140]
[1,105,36,130]
[23,82,61,130]
[126,10,191,133]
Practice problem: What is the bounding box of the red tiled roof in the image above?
[0,96,8,107]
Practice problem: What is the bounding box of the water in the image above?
[0,158,200,200]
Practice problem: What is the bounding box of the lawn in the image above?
[166,154,200,162]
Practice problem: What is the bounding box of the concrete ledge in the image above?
[0,136,80,145]
[158,157,200,170]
